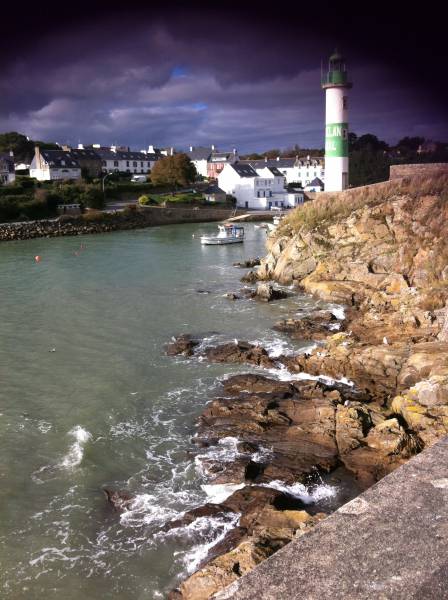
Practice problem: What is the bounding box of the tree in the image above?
[150,154,197,190]
[0,131,59,163]
[397,136,425,152]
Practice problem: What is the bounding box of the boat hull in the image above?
[200,237,244,245]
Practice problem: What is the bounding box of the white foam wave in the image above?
[251,337,295,359]
[266,364,354,387]
[173,513,241,575]
[195,437,241,477]
[120,493,179,528]
[262,480,337,504]
[59,426,92,469]
[331,306,346,320]
[201,483,245,504]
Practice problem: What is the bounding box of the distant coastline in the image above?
[0,206,260,242]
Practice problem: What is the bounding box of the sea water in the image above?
[0,223,354,599]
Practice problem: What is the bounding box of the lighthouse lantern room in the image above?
[322,50,353,191]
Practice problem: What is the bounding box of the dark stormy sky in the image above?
[1,2,447,152]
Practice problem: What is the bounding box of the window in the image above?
[126,161,130,167]
[141,161,143,167]
[133,161,137,167]
[114,161,118,167]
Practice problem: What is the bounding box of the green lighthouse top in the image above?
[322,49,353,89]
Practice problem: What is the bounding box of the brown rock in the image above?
[253,282,288,302]
[166,334,200,357]
[204,342,275,369]
[103,488,134,512]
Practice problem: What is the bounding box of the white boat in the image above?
[267,215,283,232]
[200,224,245,245]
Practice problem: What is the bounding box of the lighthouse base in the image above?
[324,156,349,192]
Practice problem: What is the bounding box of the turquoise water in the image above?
[0,223,329,599]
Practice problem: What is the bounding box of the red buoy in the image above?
[35,255,41,262]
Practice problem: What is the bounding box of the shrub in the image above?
[81,210,106,222]
[138,194,158,205]
[0,186,26,197]
[278,173,448,236]
[15,176,36,189]
[79,186,104,209]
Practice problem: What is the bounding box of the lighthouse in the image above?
[322,50,352,191]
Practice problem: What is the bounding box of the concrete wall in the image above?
[217,436,448,600]
[390,162,448,180]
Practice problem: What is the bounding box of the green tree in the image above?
[0,131,58,163]
[150,154,197,191]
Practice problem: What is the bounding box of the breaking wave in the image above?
[59,426,92,469]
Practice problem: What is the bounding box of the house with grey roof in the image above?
[62,146,102,178]
[0,151,16,184]
[186,145,239,179]
[30,147,81,181]
[88,145,156,175]
[218,163,304,210]
[203,183,227,203]
[207,149,239,179]
[304,177,324,192]
[186,146,214,177]
[242,155,325,187]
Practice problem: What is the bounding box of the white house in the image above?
[304,177,325,192]
[243,156,325,187]
[30,147,81,181]
[0,152,16,184]
[218,163,304,210]
[89,145,155,174]
[186,146,214,177]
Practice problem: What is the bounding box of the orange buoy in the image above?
[35,255,41,262]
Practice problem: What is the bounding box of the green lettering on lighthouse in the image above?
[325,122,349,157]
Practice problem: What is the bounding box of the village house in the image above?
[207,149,239,179]
[218,163,304,210]
[304,177,325,192]
[88,145,156,175]
[29,147,81,181]
[186,146,214,177]
[202,183,227,203]
[242,155,324,187]
[62,146,103,178]
[0,151,16,184]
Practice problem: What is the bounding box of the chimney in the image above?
[35,146,41,168]
[78,143,84,150]
[264,156,267,163]
[276,156,280,161]
[211,144,215,151]
[170,147,174,156]
[9,149,14,158]
[189,145,193,152]
[233,147,237,155]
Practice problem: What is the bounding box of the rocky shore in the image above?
[0,206,238,241]
[107,173,448,598]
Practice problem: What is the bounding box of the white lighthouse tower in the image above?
[322,50,352,191]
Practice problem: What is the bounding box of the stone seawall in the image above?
[390,162,448,179]
[0,207,241,242]
[217,436,448,600]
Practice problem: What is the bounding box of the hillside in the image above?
[256,173,448,482]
